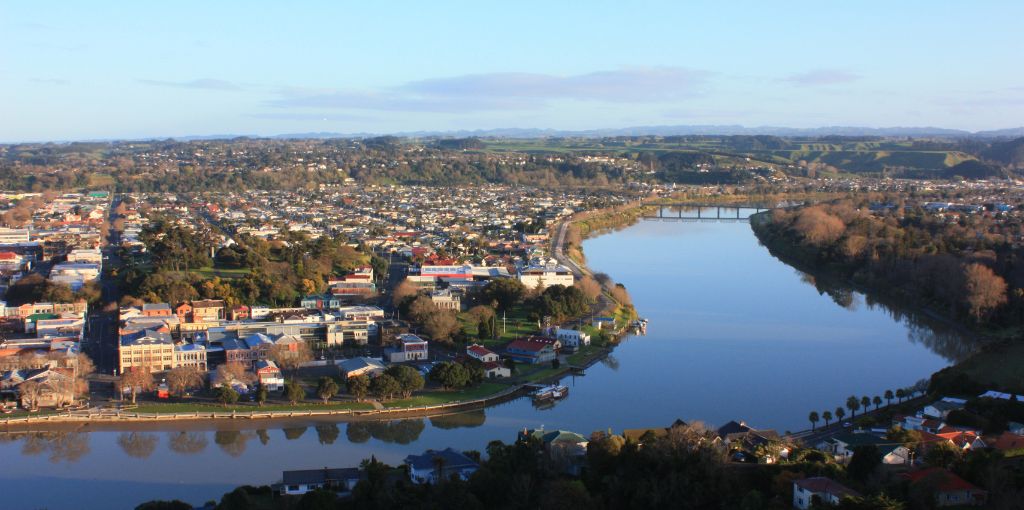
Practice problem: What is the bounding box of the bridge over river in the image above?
[643,204,768,222]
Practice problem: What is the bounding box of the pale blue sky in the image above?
[1,1,1021,141]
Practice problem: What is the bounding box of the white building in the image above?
[793,478,860,509]
[388,334,428,363]
[49,262,101,291]
[518,260,574,290]
[554,328,591,350]
[0,228,30,245]
[66,248,103,265]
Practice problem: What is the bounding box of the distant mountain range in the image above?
[258,125,1024,140]
[15,125,1024,145]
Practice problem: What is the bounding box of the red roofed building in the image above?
[903,468,987,507]
[505,338,556,365]
[466,344,498,363]
[988,431,1024,451]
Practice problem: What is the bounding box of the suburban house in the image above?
[903,468,987,507]
[387,334,428,363]
[504,337,556,364]
[277,467,365,496]
[339,357,386,379]
[792,477,860,509]
[404,447,480,484]
[255,360,284,391]
[923,398,967,419]
[518,428,589,475]
[817,432,910,465]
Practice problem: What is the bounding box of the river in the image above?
[0,207,966,509]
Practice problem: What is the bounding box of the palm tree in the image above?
[835,407,846,423]
[884,390,894,407]
[822,410,833,428]
[861,396,871,413]
[846,396,860,418]
[896,388,906,403]
[873,396,882,410]
[809,411,819,431]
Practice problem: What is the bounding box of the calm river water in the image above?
[0,208,967,509]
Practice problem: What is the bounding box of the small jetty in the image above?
[632,317,648,335]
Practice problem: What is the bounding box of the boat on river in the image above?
[531,384,569,402]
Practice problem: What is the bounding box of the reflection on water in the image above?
[9,431,91,463]
[793,267,977,362]
[346,419,425,445]
[117,432,158,459]
[168,431,208,455]
[430,410,486,429]
[214,430,252,457]
[315,423,340,444]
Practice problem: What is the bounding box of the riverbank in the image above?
[0,383,531,430]
[750,210,1024,394]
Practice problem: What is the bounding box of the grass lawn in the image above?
[520,367,567,384]
[195,266,251,279]
[567,345,606,366]
[382,382,505,408]
[951,340,1024,394]
[134,401,374,413]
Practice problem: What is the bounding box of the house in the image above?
[15,367,75,409]
[504,337,557,364]
[903,468,987,507]
[339,357,386,379]
[174,302,193,323]
[987,431,1024,452]
[518,428,589,475]
[387,334,428,363]
[466,344,498,363]
[792,477,860,509]
[229,305,251,321]
[255,360,284,391]
[142,303,172,317]
[404,447,479,484]
[277,467,365,496]
[934,430,986,451]
[554,328,590,350]
[483,361,510,378]
[923,398,967,419]
[817,432,910,465]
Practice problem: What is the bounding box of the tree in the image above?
[575,275,602,301]
[962,263,1007,321]
[214,361,253,387]
[370,374,401,401]
[481,278,526,311]
[847,445,882,482]
[392,281,419,307]
[268,340,313,376]
[285,379,305,405]
[165,366,203,397]
[896,388,906,403]
[18,380,42,410]
[872,395,882,410]
[822,410,833,428]
[809,411,819,431]
[861,396,871,413]
[430,361,470,390]
[120,369,155,404]
[347,374,370,402]
[423,310,461,342]
[316,377,339,403]
[216,386,239,407]
[884,389,894,407]
[924,441,960,468]
[835,407,846,422]
[846,396,860,418]
[407,295,439,323]
[255,386,268,407]
[385,365,424,398]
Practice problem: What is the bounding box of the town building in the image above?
[518,260,574,290]
[388,334,428,363]
[255,360,284,391]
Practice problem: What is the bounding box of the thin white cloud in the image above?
[139,78,242,91]
[784,69,860,86]
[267,67,711,113]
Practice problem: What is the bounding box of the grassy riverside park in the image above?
[132,401,375,414]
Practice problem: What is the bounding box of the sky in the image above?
[1,1,1022,141]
